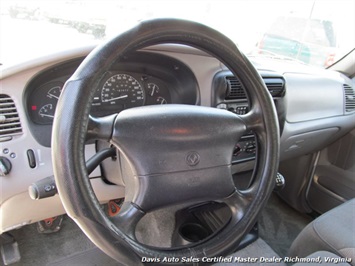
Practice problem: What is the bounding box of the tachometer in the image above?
[101,74,144,108]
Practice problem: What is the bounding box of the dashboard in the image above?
[1,44,354,233]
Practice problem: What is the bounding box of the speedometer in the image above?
[101,74,144,108]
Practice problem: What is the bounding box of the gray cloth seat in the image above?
[289,199,355,265]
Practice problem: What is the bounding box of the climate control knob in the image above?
[245,142,256,153]
[233,144,242,156]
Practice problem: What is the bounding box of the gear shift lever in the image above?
[274,172,285,191]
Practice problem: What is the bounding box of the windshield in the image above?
[1,0,354,68]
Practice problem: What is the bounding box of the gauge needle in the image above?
[106,95,128,102]
[47,94,59,100]
[151,86,155,96]
[40,114,54,118]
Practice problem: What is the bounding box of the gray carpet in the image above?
[215,238,286,266]
[0,215,96,266]
[1,193,313,265]
[48,247,119,266]
[136,203,181,247]
[258,193,313,257]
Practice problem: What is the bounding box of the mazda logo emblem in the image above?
[186,151,200,166]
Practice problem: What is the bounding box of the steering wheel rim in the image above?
[52,19,279,265]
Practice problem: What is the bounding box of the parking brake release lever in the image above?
[28,147,116,200]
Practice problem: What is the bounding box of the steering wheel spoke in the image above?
[86,114,117,142]
[222,189,255,222]
[110,202,145,240]
[239,103,268,133]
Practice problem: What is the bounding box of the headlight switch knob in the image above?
[0,156,12,176]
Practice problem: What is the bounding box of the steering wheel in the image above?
[52,19,279,265]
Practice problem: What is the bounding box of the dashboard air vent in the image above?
[225,76,246,99]
[344,84,355,113]
[263,78,285,97]
[0,94,23,139]
[225,76,285,99]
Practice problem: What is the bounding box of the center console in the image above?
[212,70,286,166]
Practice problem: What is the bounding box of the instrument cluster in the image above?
[25,52,198,147]
[27,72,171,125]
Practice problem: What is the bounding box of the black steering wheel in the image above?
[52,19,279,265]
